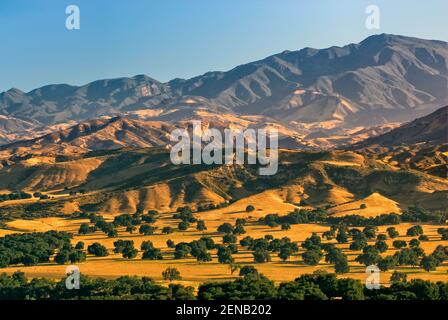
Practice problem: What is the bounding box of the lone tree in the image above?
[302,249,323,266]
[174,243,192,259]
[107,229,118,238]
[114,240,134,253]
[409,239,421,248]
[245,205,255,213]
[377,234,387,241]
[78,223,91,235]
[229,264,241,275]
[122,247,138,259]
[196,250,212,263]
[240,236,254,248]
[392,240,407,249]
[334,254,350,274]
[162,226,174,234]
[350,238,368,251]
[178,221,190,231]
[166,239,175,248]
[279,247,293,261]
[87,243,108,257]
[387,227,399,239]
[223,234,237,244]
[420,255,440,272]
[336,229,349,244]
[390,271,407,283]
[363,226,377,240]
[378,256,398,271]
[54,251,71,265]
[407,226,424,237]
[217,223,234,234]
[375,240,389,253]
[233,225,246,235]
[355,247,380,266]
[126,225,136,234]
[239,266,259,277]
[196,220,207,231]
[162,267,182,282]
[75,241,85,250]
[139,224,156,235]
[142,215,156,224]
[302,233,321,249]
[253,249,271,263]
[140,240,155,251]
[200,236,216,250]
[217,247,234,264]
[69,250,86,263]
[142,248,163,260]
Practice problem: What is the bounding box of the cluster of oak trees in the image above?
[0,192,32,203]
[1,269,448,300]
[3,211,448,274]
[0,231,73,268]
[78,211,163,238]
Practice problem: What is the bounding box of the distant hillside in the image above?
[0,117,176,157]
[170,34,448,126]
[0,115,36,145]
[0,148,446,216]
[355,105,447,147]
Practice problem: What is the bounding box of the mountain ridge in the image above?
[0,105,445,161]
[1,34,447,146]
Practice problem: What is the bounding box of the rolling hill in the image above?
[0,117,176,157]
[350,106,447,179]
[0,148,446,218]
[0,114,315,159]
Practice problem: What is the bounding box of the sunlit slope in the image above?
[0,148,446,215]
[329,192,401,217]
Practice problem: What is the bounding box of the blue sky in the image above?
[1,0,447,92]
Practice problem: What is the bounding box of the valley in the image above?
[1,209,448,287]
[0,33,446,299]
[0,137,446,287]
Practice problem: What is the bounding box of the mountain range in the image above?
[1,34,447,147]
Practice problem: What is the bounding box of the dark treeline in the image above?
[1,271,448,300]
[0,272,194,300]
[259,206,447,227]
[0,192,32,203]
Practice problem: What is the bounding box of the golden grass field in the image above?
[1,202,448,288]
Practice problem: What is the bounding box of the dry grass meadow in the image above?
[2,201,448,288]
